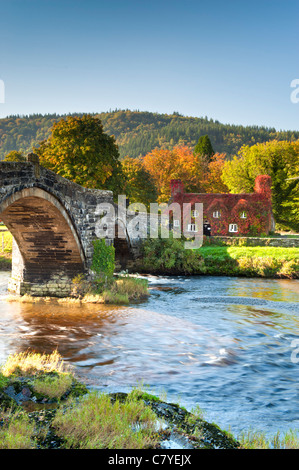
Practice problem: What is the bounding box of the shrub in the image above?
[142,235,205,274]
[91,239,115,290]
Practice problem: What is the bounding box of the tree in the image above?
[222,140,299,230]
[194,135,215,161]
[142,145,203,202]
[201,153,229,193]
[121,157,157,208]
[35,115,125,193]
[4,150,26,162]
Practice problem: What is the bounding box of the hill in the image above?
[0,110,298,161]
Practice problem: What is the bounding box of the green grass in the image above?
[52,390,161,449]
[1,351,299,449]
[0,230,12,254]
[0,229,12,270]
[0,254,12,270]
[198,245,299,260]
[88,276,149,305]
[0,410,36,449]
[32,372,74,400]
[238,428,299,449]
[197,246,299,278]
[141,236,299,278]
[1,350,70,378]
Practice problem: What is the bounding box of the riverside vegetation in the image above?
[2,237,149,305]
[138,236,299,279]
[70,238,149,305]
[1,230,299,289]
[0,351,299,449]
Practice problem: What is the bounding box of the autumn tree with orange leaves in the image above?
[141,145,229,202]
[200,153,229,193]
[142,145,204,202]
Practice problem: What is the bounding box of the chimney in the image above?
[170,179,184,198]
[254,175,272,199]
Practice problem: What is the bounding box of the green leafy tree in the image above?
[194,135,215,161]
[4,150,26,162]
[35,115,125,193]
[1,111,299,161]
[121,157,157,208]
[222,140,299,230]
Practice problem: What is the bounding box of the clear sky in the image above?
[0,0,298,130]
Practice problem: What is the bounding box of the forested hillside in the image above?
[0,110,298,161]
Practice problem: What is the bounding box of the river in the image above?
[0,271,298,440]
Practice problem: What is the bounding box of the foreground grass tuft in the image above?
[238,428,299,449]
[1,350,69,377]
[0,410,36,449]
[32,372,74,400]
[52,390,160,449]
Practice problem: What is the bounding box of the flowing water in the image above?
[0,270,298,440]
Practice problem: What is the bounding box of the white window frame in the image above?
[191,210,199,218]
[187,224,198,232]
[229,224,238,233]
[173,219,180,227]
[240,211,247,219]
[213,210,221,218]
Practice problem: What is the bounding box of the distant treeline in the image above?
[0,109,298,160]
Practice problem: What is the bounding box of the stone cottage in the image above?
[169,175,275,236]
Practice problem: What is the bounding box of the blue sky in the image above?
[0,0,298,130]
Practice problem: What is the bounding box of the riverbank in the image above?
[2,231,299,281]
[137,238,299,279]
[0,254,11,271]
[4,275,149,305]
[1,351,298,449]
[0,351,239,449]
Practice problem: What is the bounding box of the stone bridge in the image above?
[0,154,144,297]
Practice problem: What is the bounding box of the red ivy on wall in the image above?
[169,176,273,236]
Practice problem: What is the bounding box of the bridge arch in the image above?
[114,217,133,269]
[0,187,86,296]
[0,158,143,296]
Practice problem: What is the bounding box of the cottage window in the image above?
[240,211,247,219]
[229,224,238,233]
[173,219,180,227]
[191,210,199,218]
[187,224,198,232]
[213,210,221,218]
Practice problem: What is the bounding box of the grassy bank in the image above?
[0,351,160,449]
[0,228,12,271]
[0,229,12,253]
[71,274,149,304]
[198,245,299,278]
[0,351,237,449]
[0,351,298,449]
[5,275,149,305]
[0,254,11,271]
[139,237,299,278]
[70,239,149,304]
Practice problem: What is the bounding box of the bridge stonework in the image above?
[0,156,125,297]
